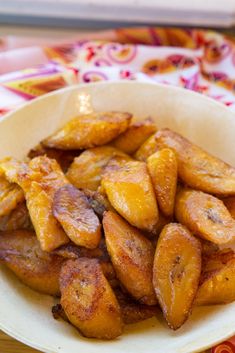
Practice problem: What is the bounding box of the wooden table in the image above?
[0,330,40,352]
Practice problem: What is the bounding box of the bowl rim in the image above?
[0,80,235,353]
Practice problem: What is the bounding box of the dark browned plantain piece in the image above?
[0,230,64,295]
[154,128,235,195]
[60,258,123,339]
[147,148,177,217]
[103,211,157,305]
[112,118,157,154]
[0,202,32,231]
[115,289,158,324]
[153,223,201,330]
[175,188,235,244]
[53,184,101,249]
[43,111,132,150]
[28,144,79,172]
[83,188,114,218]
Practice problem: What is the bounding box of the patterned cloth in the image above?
[1,26,235,352]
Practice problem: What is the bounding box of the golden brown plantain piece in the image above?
[28,144,79,172]
[53,184,101,249]
[153,223,201,330]
[196,249,235,305]
[115,288,158,324]
[135,134,158,161]
[154,128,235,195]
[175,188,235,244]
[43,111,132,150]
[223,196,235,219]
[112,118,157,154]
[60,258,123,339]
[102,160,159,233]
[0,175,24,217]
[147,148,177,217]
[0,156,69,251]
[66,146,131,191]
[103,211,157,305]
[0,202,32,231]
[0,230,64,295]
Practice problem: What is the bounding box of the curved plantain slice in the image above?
[0,175,24,217]
[153,223,201,330]
[43,111,132,150]
[0,230,64,296]
[103,211,157,305]
[112,118,157,155]
[60,258,123,339]
[0,156,69,252]
[223,196,235,219]
[196,249,235,305]
[135,134,158,161]
[102,160,159,233]
[147,148,177,217]
[66,146,131,191]
[53,184,101,249]
[154,128,235,196]
[175,188,235,244]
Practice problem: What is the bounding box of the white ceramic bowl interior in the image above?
[0,81,235,353]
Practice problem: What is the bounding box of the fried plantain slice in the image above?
[154,128,235,195]
[175,188,235,244]
[28,144,79,172]
[135,134,158,161]
[0,175,24,217]
[66,146,131,191]
[0,230,64,295]
[147,148,177,217]
[43,111,132,150]
[115,288,158,324]
[102,160,159,233]
[0,202,32,231]
[196,249,235,305]
[153,223,201,330]
[53,184,101,249]
[0,156,69,251]
[112,118,157,155]
[103,211,157,305]
[60,258,123,339]
[223,196,235,219]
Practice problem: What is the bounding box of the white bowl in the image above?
[0,81,235,353]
